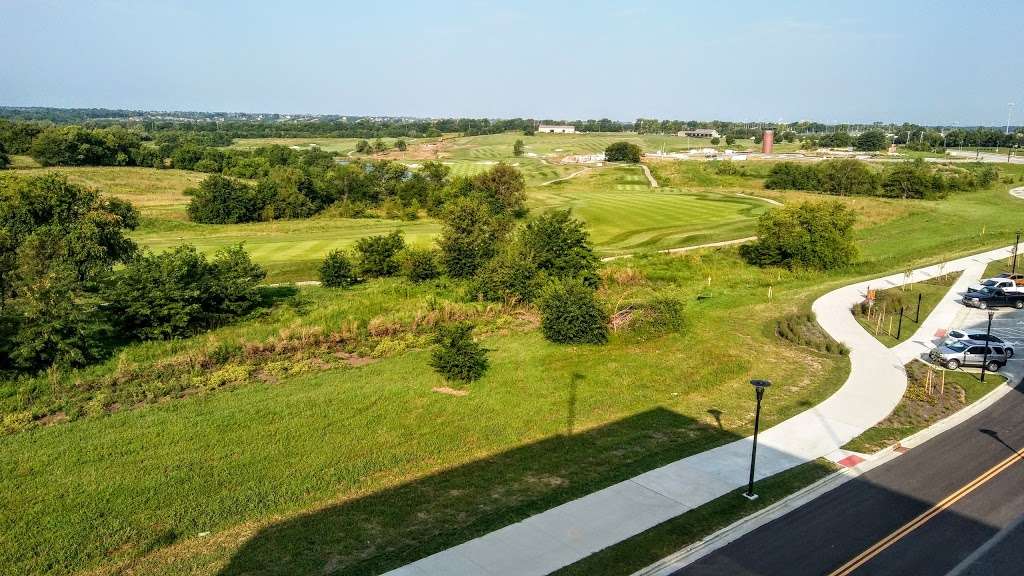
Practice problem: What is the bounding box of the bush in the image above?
[103,244,266,340]
[354,231,405,277]
[605,141,642,163]
[400,247,442,282]
[186,175,262,224]
[632,297,686,335]
[710,137,721,145]
[537,278,608,344]
[438,198,509,278]
[740,201,858,270]
[817,159,881,196]
[855,130,887,151]
[518,209,599,286]
[319,250,357,288]
[474,247,542,303]
[429,323,489,383]
[472,162,527,216]
[764,162,821,190]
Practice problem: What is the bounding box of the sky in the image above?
[3,0,1023,125]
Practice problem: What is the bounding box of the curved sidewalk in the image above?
[386,245,1016,576]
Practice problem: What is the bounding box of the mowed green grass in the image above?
[532,164,767,256]
[134,217,441,283]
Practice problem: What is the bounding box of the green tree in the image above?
[537,278,609,344]
[438,198,509,278]
[395,139,408,151]
[400,247,442,282]
[605,141,642,162]
[725,134,736,145]
[0,142,9,169]
[817,159,881,196]
[473,246,542,303]
[373,138,388,153]
[354,231,405,277]
[518,209,599,285]
[355,140,371,154]
[319,250,357,288]
[472,162,527,216]
[513,139,525,157]
[186,175,263,224]
[740,201,858,270]
[855,130,887,151]
[710,137,721,145]
[429,323,489,383]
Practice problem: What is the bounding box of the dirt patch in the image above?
[335,352,375,367]
[431,386,469,397]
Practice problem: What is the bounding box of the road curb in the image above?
[633,370,1021,576]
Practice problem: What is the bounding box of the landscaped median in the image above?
[851,272,962,347]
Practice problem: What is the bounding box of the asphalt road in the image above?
[673,374,1024,576]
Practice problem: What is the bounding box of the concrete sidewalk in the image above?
[386,245,1015,576]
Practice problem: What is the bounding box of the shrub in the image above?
[354,231,405,277]
[429,323,489,383]
[320,250,357,288]
[855,130,887,151]
[740,201,858,270]
[632,297,686,335]
[764,162,821,190]
[472,162,527,216]
[103,244,266,340]
[710,137,721,145]
[474,247,542,303]
[438,198,509,278]
[537,278,608,344]
[605,141,642,163]
[817,159,881,196]
[186,175,262,224]
[400,248,442,282]
[518,209,599,286]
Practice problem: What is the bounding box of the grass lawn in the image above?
[852,272,962,347]
[551,460,838,576]
[842,360,1004,453]
[530,164,768,257]
[6,155,1024,575]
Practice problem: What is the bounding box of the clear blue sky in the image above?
[3,0,1022,125]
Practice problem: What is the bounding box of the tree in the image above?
[518,209,599,285]
[438,198,509,278]
[400,247,442,282]
[855,130,887,152]
[319,250,357,288]
[186,175,263,224]
[537,278,608,344]
[513,139,525,157]
[473,246,542,303]
[103,244,265,341]
[429,323,489,383]
[354,230,405,277]
[471,162,527,216]
[725,134,736,145]
[605,141,642,163]
[373,138,388,153]
[882,159,941,199]
[395,139,408,151]
[355,140,371,154]
[817,159,880,196]
[0,142,9,169]
[740,201,858,270]
[710,137,721,145]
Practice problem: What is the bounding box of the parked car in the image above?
[967,277,1024,293]
[944,329,1014,357]
[962,287,1024,309]
[929,340,1008,371]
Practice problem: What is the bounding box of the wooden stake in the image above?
[940,370,945,396]
[767,285,773,301]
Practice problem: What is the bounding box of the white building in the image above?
[538,124,576,134]
[677,128,721,139]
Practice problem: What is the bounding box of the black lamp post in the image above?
[1013,230,1021,275]
[981,311,995,383]
[744,379,772,501]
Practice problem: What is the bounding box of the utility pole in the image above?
[1008,102,1015,136]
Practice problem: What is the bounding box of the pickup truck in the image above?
[962,287,1024,309]
[967,277,1024,294]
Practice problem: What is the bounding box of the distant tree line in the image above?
[765,159,998,200]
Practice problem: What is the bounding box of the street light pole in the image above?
[744,379,772,501]
[1013,230,1021,275]
[981,311,994,383]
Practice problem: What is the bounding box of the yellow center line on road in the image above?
[827,450,1024,576]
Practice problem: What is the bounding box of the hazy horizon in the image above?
[3,0,1022,126]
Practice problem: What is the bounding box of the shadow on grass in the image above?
[218,408,739,576]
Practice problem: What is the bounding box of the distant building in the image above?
[538,124,576,134]
[761,129,774,154]
[677,128,721,139]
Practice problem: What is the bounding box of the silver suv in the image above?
[929,340,1008,371]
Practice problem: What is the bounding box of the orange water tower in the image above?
[761,129,774,154]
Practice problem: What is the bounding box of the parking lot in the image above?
[943,292,1024,376]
